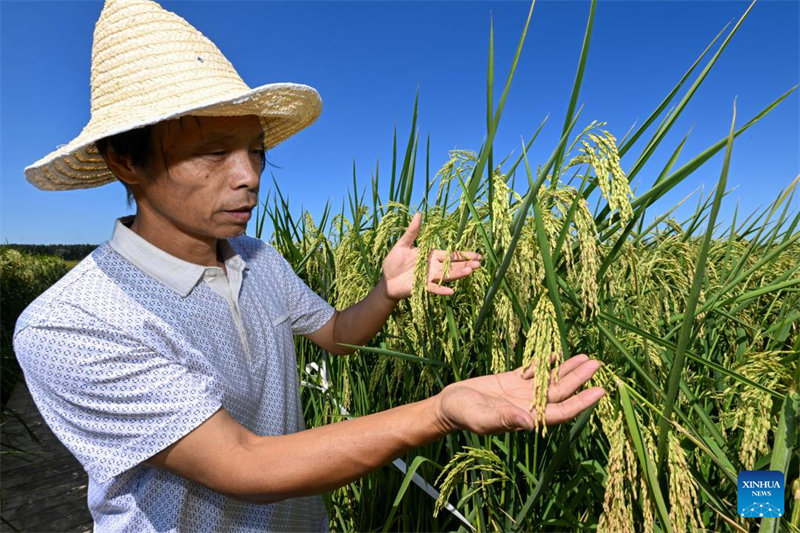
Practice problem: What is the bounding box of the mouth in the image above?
[224,205,255,222]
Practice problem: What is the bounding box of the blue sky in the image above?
[1,0,798,244]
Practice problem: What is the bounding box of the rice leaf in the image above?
[619,382,672,533]
[656,100,738,466]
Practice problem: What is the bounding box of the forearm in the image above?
[219,395,447,503]
[332,275,397,351]
[150,356,605,505]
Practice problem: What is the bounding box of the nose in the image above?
[229,148,261,192]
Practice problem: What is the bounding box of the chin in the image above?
[217,226,248,239]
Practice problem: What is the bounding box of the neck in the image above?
[128,213,224,268]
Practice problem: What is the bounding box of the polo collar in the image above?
[107,216,247,297]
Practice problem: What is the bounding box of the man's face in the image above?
[134,115,264,244]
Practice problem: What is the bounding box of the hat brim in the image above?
[24,82,322,191]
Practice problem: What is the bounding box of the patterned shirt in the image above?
[13,217,335,532]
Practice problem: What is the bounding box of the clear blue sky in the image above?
[1,0,798,244]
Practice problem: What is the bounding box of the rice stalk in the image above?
[249,1,799,529]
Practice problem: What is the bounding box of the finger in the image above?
[520,352,563,379]
[467,403,535,434]
[547,359,602,403]
[522,353,591,380]
[555,354,590,380]
[444,261,481,273]
[426,282,455,296]
[456,251,482,263]
[396,213,422,248]
[429,263,476,283]
[520,363,535,380]
[544,386,605,425]
[431,250,482,262]
[500,406,535,432]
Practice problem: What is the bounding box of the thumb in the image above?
[474,404,534,434]
[502,406,535,432]
[396,212,422,248]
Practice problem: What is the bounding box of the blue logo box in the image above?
[738,470,784,518]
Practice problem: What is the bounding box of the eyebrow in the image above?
[198,131,266,147]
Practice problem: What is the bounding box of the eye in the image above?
[251,148,266,169]
[200,149,227,160]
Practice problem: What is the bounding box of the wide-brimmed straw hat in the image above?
[25,0,322,191]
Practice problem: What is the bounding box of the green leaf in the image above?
[656,100,738,467]
[384,455,442,532]
[619,383,672,533]
[759,389,800,533]
[336,343,449,367]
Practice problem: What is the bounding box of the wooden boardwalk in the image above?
[1,382,92,533]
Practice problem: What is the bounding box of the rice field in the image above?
[256,2,799,531]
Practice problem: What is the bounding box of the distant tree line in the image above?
[1,244,97,261]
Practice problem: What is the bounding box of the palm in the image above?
[437,355,605,434]
[382,244,419,299]
[382,213,482,300]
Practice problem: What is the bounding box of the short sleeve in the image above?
[270,247,335,336]
[13,306,222,484]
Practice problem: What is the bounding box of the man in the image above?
[14,0,605,531]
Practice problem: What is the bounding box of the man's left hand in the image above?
[382,212,482,301]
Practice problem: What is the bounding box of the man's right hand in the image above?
[433,354,605,435]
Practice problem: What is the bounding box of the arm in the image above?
[146,355,605,503]
[305,213,482,355]
[306,276,397,355]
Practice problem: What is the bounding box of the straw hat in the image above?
[24,0,322,191]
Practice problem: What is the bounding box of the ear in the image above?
[101,144,146,187]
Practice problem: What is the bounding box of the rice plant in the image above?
[255,1,799,530]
